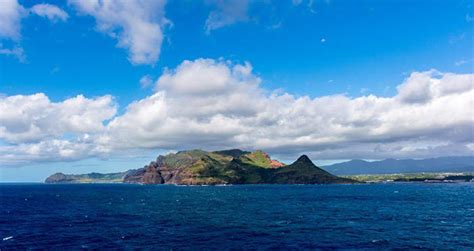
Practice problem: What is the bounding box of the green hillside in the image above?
[46,149,355,185]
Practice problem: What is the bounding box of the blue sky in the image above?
[1,0,473,181]
[2,0,472,102]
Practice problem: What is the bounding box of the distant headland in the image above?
[45,149,356,185]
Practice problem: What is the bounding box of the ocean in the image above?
[1,183,473,249]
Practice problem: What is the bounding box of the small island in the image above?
[45,149,356,185]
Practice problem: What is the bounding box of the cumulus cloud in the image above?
[0,137,109,166]
[155,58,258,95]
[105,59,474,160]
[0,94,116,165]
[397,70,473,103]
[30,4,69,22]
[205,0,249,34]
[106,59,262,150]
[0,0,25,40]
[69,0,169,65]
[0,93,116,144]
[1,59,473,165]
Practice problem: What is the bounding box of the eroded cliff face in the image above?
[123,166,169,184]
[122,152,213,185]
[123,149,255,185]
[123,158,229,185]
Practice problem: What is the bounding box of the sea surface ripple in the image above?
[1,183,473,249]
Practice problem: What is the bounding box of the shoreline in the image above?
[2,181,474,186]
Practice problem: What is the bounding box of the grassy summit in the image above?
[239,150,285,168]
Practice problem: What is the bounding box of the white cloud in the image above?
[0,93,116,144]
[397,70,473,103]
[0,137,109,166]
[0,44,25,62]
[69,0,169,65]
[105,59,474,160]
[139,75,154,89]
[1,59,473,165]
[155,58,258,95]
[106,59,262,149]
[0,0,67,62]
[0,0,25,40]
[396,70,439,104]
[0,93,116,165]
[205,0,249,34]
[30,4,69,22]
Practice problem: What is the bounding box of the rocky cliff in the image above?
[121,149,354,185]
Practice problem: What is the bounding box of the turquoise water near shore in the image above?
[1,183,473,249]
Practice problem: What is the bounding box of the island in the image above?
[45,149,356,185]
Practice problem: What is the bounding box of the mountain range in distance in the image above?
[46,149,355,185]
[322,156,474,175]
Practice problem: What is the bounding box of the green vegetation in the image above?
[270,155,355,184]
[45,172,126,183]
[240,150,273,168]
[46,149,353,185]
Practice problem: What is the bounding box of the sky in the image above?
[0,0,473,182]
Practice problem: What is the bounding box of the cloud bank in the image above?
[1,59,473,165]
[0,94,116,165]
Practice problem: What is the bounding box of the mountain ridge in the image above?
[323,156,474,175]
[45,149,354,185]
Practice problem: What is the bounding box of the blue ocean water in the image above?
[1,183,473,249]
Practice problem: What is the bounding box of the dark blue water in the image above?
[1,183,473,249]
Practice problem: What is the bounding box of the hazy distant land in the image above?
[323,156,474,175]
